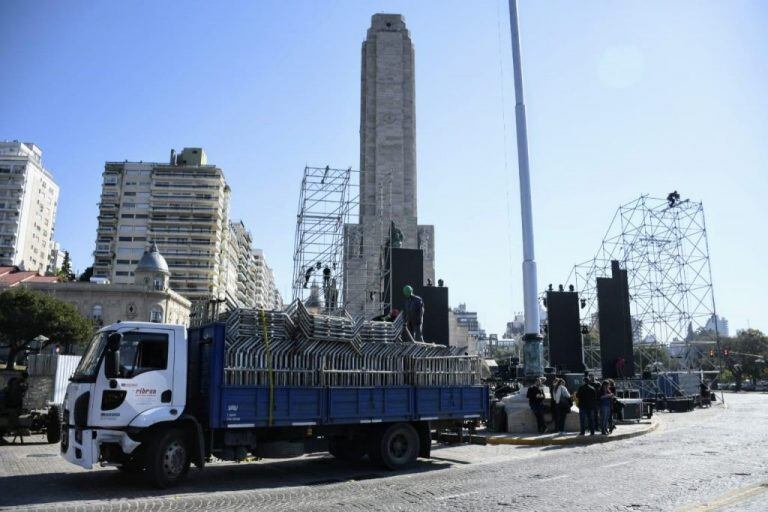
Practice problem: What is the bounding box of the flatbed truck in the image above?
[61,322,489,487]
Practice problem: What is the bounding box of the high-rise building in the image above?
[47,241,66,274]
[704,314,729,337]
[265,263,283,310]
[0,141,59,273]
[344,14,435,319]
[452,303,486,339]
[223,220,259,309]
[252,248,283,310]
[92,148,230,304]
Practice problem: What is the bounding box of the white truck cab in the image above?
[62,322,190,483]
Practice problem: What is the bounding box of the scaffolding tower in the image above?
[567,194,718,370]
[291,166,357,312]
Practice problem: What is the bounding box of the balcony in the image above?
[0,181,24,190]
[150,194,220,205]
[150,204,219,214]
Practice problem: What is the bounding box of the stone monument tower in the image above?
[344,14,435,319]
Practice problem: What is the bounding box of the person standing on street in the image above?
[576,377,596,436]
[552,378,572,435]
[526,377,548,433]
[403,285,425,342]
[599,381,614,435]
[588,373,602,430]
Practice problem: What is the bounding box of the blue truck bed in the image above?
[189,324,489,430]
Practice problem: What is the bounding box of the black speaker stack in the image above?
[596,260,635,378]
[545,290,585,372]
[384,247,449,346]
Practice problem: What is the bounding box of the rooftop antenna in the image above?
[509,0,543,380]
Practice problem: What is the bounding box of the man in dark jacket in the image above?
[526,377,547,433]
[403,285,424,341]
[576,377,597,435]
[587,373,602,430]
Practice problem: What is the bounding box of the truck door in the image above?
[90,328,176,428]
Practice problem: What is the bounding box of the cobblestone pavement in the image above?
[0,392,766,512]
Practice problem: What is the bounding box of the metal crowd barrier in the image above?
[221,304,482,388]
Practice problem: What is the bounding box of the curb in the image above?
[483,417,659,446]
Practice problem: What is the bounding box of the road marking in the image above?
[601,460,633,469]
[676,481,768,511]
[429,456,472,465]
[435,491,479,501]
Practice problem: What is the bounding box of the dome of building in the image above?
[136,242,169,275]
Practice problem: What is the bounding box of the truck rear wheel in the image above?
[46,406,61,444]
[145,428,190,488]
[371,423,419,470]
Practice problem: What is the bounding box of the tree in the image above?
[58,251,75,282]
[0,287,92,369]
[78,266,94,282]
[634,343,672,372]
[726,329,768,386]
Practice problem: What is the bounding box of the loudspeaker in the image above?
[597,260,635,378]
[546,291,585,372]
[420,286,449,346]
[385,248,424,315]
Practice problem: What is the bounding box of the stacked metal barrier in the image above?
[357,316,403,343]
[220,302,481,388]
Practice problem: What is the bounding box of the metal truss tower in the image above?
[291,166,357,311]
[568,194,718,369]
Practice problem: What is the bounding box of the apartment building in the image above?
[0,141,59,273]
[222,221,286,311]
[223,220,258,309]
[92,148,230,304]
[253,248,283,310]
[47,240,66,274]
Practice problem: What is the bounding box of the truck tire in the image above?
[371,423,419,471]
[145,428,190,488]
[46,406,61,444]
[328,437,367,461]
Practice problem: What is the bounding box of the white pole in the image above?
[508,0,543,379]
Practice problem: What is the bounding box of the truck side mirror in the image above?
[105,332,122,379]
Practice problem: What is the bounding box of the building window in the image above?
[154,277,163,290]
[150,307,163,323]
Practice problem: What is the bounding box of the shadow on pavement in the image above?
[0,454,452,508]
[0,438,51,447]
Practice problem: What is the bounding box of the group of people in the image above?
[526,377,572,434]
[526,373,624,436]
[576,374,622,436]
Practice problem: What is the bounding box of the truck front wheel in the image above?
[46,406,61,444]
[145,428,190,488]
[372,423,419,470]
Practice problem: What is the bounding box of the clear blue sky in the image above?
[1,1,766,336]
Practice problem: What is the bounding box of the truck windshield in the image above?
[71,331,112,382]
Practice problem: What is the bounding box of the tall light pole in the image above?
[508,0,543,379]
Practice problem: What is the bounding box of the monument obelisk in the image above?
[344,14,435,319]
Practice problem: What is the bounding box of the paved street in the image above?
[0,392,766,512]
